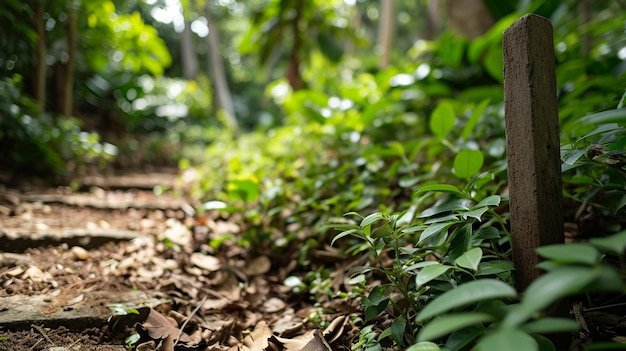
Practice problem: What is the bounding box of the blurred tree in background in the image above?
[0,0,624,189]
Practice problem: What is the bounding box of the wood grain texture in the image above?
[503,14,564,291]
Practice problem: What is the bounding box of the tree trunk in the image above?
[445,0,493,39]
[181,20,199,80]
[33,5,46,113]
[286,0,304,90]
[61,5,77,116]
[378,0,394,69]
[204,7,238,132]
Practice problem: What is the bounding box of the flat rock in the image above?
[0,290,169,330]
[0,227,150,252]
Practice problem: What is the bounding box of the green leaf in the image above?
[416,279,516,322]
[590,230,626,255]
[577,108,626,126]
[444,325,483,351]
[454,149,484,179]
[405,261,440,272]
[460,206,489,221]
[415,264,453,289]
[536,244,600,265]
[416,184,468,199]
[462,99,490,141]
[430,101,456,139]
[521,318,579,334]
[418,312,494,342]
[472,226,501,242]
[455,247,483,271]
[390,319,406,346]
[531,334,556,351]
[419,222,455,245]
[503,266,600,327]
[406,341,441,351]
[476,195,501,207]
[476,329,538,351]
[476,260,515,276]
[361,212,385,228]
[330,228,359,246]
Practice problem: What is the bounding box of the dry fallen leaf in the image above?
[244,256,271,276]
[190,252,222,271]
[273,329,332,351]
[262,297,286,313]
[243,321,272,350]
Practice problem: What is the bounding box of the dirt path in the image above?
[0,172,357,351]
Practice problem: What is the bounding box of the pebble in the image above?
[71,246,89,261]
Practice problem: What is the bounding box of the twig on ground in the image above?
[173,296,207,348]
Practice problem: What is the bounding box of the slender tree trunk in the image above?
[34,5,46,113]
[286,0,304,90]
[445,0,493,39]
[181,20,199,80]
[61,5,77,116]
[578,0,591,56]
[204,7,238,132]
[378,0,394,69]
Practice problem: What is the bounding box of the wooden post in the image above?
[503,14,564,291]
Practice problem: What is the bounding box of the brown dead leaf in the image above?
[244,256,271,276]
[141,308,178,340]
[243,321,272,350]
[190,252,221,271]
[323,315,347,344]
[262,297,286,313]
[273,329,332,351]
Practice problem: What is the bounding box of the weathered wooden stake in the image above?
[503,14,564,291]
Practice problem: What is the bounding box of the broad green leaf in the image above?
[415,264,453,288]
[330,228,359,246]
[561,148,588,165]
[460,206,489,221]
[472,226,501,241]
[476,195,501,207]
[577,108,626,126]
[462,99,490,141]
[503,266,600,327]
[419,222,455,245]
[416,279,516,322]
[416,184,468,199]
[430,101,456,138]
[455,247,483,271]
[227,179,260,202]
[444,325,483,351]
[590,230,626,255]
[390,319,406,346]
[361,212,385,228]
[406,341,441,351]
[405,260,439,271]
[521,318,579,334]
[454,149,484,179]
[536,244,600,265]
[420,199,471,218]
[418,313,494,342]
[531,334,556,351]
[583,265,626,294]
[476,329,538,351]
[476,260,515,276]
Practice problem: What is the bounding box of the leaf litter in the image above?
[0,183,360,350]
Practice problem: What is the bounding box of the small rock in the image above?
[71,246,89,261]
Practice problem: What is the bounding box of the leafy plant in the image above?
[332,180,510,347]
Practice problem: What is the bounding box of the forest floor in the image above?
[0,171,359,351]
